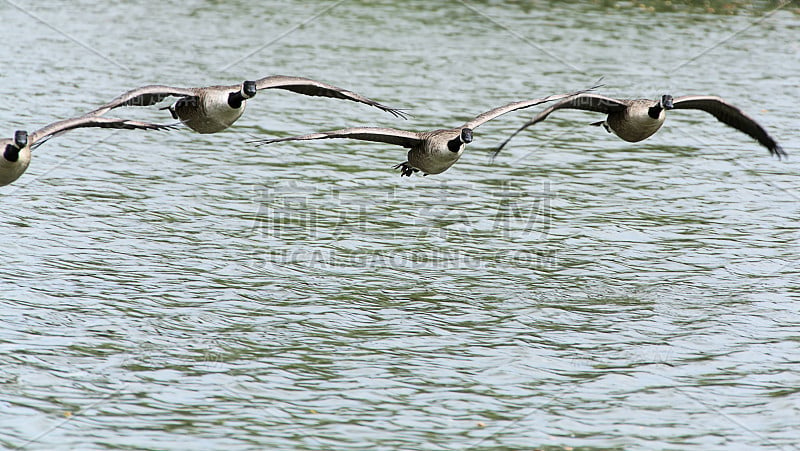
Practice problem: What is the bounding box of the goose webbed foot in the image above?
[159,105,179,120]
[589,121,612,134]
[772,144,787,160]
[393,162,419,177]
[167,106,179,120]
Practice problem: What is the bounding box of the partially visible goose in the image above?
[494,94,785,158]
[249,88,592,176]
[1,116,175,186]
[89,75,407,134]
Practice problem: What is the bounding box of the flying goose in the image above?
[89,75,407,134]
[249,89,592,176]
[494,94,785,158]
[1,116,176,186]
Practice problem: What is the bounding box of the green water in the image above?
[1,1,798,449]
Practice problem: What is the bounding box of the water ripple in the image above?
[1,1,799,450]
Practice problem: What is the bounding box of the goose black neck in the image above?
[447,136,463,153]
[4,144,20,163]
[228,91,247,109]
[647,104,664,119]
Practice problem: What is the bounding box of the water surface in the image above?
[1,1,798,449]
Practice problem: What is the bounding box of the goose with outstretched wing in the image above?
[89,75,407,134]
[494,94,785,159]
[1,115,176,186]
[250,88,594,176]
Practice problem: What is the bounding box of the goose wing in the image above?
[672,95,785,158]
[89,85,197,115]
[29,116,177,149]
[462,89,599,130]
[250,127,422,149]
[253,75,408,119]
[491,93,629,155]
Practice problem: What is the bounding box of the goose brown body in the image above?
[172,87,248,134]
[407,129,466,175]
[0,138,31,186]
[606,99,667,142]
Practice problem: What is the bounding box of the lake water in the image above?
[1,1,799,449]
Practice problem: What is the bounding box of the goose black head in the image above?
[648,95,674,119]
[661,94,674,110]
[3,142,18,162]
[242,80,257,99]
[461,128,473,144]
[14,130,28,149]
[4,130,28,162]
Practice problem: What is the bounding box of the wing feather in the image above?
[89,85,197,115]
[672,95,784,158]
[29,116,178,149]
[462,85,607,130]
[249,127,422,148]
[254,75,408,119]
[492,94,629,155]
